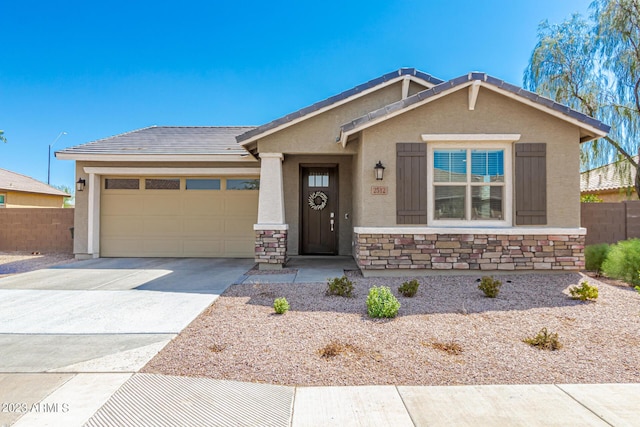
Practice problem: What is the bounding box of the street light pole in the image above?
[48,131,67,185]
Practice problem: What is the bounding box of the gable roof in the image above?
[56,126,257,161]
[0,168,70,196]
[581,156,638,193]
[236,68,443,145]
[338,72,610,146]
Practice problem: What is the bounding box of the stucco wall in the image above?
[72,160,260,257]
[2,191,65,208]
[355,87,582,228]
[282,154,353,255]
[256,82,405,155]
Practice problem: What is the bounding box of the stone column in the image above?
[254,153,288,269]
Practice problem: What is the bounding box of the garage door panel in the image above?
[101,176,258,258]
[102,195,143,215]
[101,217,145,237]
[183,240,223,257]
[183,218,223,235]
[182,195,224,215]
[143,218,183,236]
[142,196,183,216]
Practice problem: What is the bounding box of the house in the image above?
[0,168,70,208]
[56,68,609,275]
[580,156,638,202]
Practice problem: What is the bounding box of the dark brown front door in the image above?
[301,166,338,254]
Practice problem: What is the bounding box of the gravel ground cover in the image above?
[0,252,75,277]
[143,273,640,386]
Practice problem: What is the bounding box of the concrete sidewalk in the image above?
[74,375,638,426]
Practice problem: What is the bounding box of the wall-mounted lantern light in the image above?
[76,178,86,192]
[374,161,385,181]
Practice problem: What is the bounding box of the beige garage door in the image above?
[100,177,258,257]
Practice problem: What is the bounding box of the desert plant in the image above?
[523,328,563,351]
[366,286,400,318]
[430,341,463,355]
[568,281,599,301]
[273,297,290,314]
[326,275,354,297]
[585,243,610,272]
[478,276,502,298]
[398,279,420,297]
[601,238,640,286]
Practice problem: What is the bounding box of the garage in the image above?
[100,176,258,257]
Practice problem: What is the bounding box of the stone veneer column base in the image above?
[255,226,288,270]
[354,231,585,273]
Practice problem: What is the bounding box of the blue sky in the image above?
[1,0,592,191]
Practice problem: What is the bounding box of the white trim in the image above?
[401,77,410,99]
[339,79,608,146]
[83,167,260,176]
[244,74,438,146]
[339,81,475,146]
[254,224,289,230]
[87,173,101,256]
[353,226,587,235]
[468,80,481,110]
[56,153,257,162]
[259,152,285,160]
[422,134,521,142]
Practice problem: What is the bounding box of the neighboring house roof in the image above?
[56,126,257,161]
[581,156,638,193]
[0,168,70,196]
[338,72,610,146]
[236,68,444,145]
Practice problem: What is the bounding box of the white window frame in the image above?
[426,141,513,227]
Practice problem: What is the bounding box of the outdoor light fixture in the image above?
[374,161,385,180]
[76,178,86,192]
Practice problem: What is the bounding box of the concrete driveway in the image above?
[0,257,253,426]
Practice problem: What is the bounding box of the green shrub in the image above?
[366,286,400,318]
[273,297,290,314]
[398,279,420,297]
[326,276,354,297]
[585,243,610,272]
[580,194,603,203]
[478,276,502,298]
[601,238,640,285]
[523,328,563,351]
[568,281,599,301]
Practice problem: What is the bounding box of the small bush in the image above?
[398,279,420,297]
[585,243,610,272]
[524,328,563,351]
[601,238,640,285]
[478,276,502,298]
[568,281,599,301]
[273,297,290,314]
[580,194,603,203]
[326,276,354,297]
[366,286,401,318]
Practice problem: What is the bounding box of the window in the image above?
[145,178,180,190]
[105,178,140,190]
[226,179,259,190]
[429,144,511,225]
[186,179,220,190]
[308,172,329,187]
[0,194,5,207]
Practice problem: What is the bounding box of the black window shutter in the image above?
[396,143,427,224]
[515,143,547,225]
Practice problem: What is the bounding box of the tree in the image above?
[53,184,74,208]
[524,0,640,198]
[0,130,6,143]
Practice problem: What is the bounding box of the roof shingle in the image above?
[0,168,70,196]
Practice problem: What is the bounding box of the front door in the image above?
[301,166,338,254]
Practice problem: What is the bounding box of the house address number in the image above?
[371,186,388,195]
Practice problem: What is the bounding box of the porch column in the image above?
[87,173,101,258]
[254,153,288,269]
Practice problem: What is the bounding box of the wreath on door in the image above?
[308,191,328,210]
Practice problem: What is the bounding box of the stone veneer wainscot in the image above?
[353,227,585,273]
[255,229,288,268]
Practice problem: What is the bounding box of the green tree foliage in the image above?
[0,130,6,143]
[524,0,640,197]
[53,184,74,208]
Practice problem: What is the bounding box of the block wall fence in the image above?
[0,208,74,253]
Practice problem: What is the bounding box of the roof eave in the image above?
[55,153,258,162]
